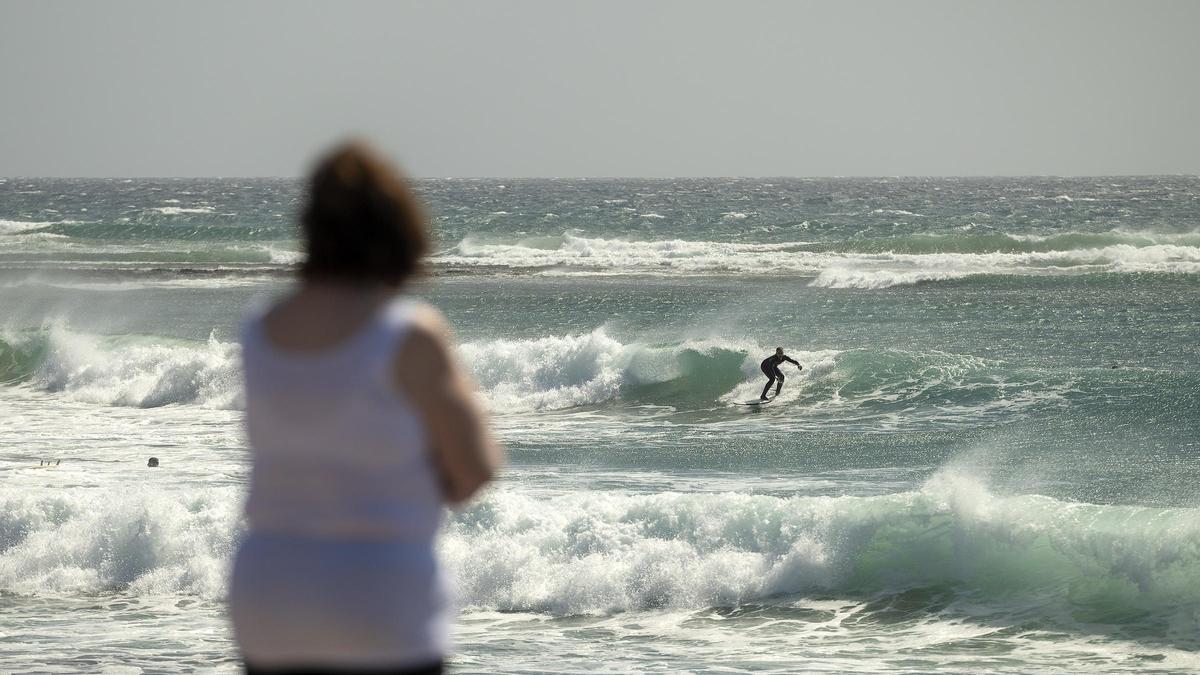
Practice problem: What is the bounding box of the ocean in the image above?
[1,176,1198,673]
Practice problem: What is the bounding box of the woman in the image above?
[230,142,502,674]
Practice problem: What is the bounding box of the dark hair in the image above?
[299,141,429,285]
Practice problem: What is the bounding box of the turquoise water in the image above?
[1,177,1198,672]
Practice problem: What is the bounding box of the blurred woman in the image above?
[230,142,501,674]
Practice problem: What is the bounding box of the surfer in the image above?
[760,348,802,401]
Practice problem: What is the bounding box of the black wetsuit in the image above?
[760,353,800,400]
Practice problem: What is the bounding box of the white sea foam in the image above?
[29,326,243,409]
[12,326,738,413]
[1008,229,1200,246]
[0,487,240,598]
[460,331,629,412]
[459,330,765,413]
[265,246,303,265]
[442,469,1200,617]
[457,331,1039,425]
[0,219,80,235]
[0,219,55,235]
[0,276,276,291]
[437,234,808,273]
[811,264,969,289]
[0,232,71,248]
[14,326,754,413]
[152,206,215,215]
[435,232,1200,285]
[811,244,1200,289]
[5,466,1196,631]
[0,325,1128,427]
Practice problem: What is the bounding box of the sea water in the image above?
[1,177,1198,673]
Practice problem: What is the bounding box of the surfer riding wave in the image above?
[760,348,803,401]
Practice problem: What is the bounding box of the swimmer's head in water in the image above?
[300,141,430,287]
[147,457,160,468]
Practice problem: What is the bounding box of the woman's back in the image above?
[230,142,500,673]
[241,295,442,541]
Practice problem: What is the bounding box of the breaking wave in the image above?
[0,219,83,241]
[5,468,1198,643]
[0,487,240,599]
[0,326,242,409]
[0,326,1073,424]
[460,331,753,413]
[459,330,1066,423]
[445,468,1200,630]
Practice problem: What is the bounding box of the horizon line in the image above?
[2,173,1199,181]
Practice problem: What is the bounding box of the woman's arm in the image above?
[394,307,503,505]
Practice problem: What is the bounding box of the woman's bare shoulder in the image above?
[407,302,451,338]
[395,304,455,384]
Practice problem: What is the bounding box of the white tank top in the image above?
[239,297,443,541]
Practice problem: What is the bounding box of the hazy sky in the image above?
[2,1,1198,177]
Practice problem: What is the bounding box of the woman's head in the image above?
[299,141,429,286]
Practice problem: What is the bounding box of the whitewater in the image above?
[2,176,1199,673]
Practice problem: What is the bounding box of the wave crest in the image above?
[811,243,1200,289]
[444,470,1200,624]
[0,488,240,598]
[3,326,242,409]
[1,326,1071,423]
[459,330,755,413]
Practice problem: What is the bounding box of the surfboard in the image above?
[734,397,774,406]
